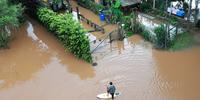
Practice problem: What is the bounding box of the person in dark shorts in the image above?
[107,82,116,99]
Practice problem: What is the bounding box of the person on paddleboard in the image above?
[107,82,116,99]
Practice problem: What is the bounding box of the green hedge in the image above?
[37,8,92,63]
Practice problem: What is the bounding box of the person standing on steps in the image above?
[107,82,116,99]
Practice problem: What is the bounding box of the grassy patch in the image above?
[170,33,198,51]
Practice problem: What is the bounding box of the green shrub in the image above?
[135,23,152,42]
[37,8,92,63]
[110,8,123,23]
[109,1,123,23]
[140,1,152,13]
[170,32,197,50]
[120,13,139,37]
[0,0,24,28]
[0,32,10,48]
[134,22,144,33]
[196,20,200,28]
[121,16,131,31]
[154,24,169,48]
[141,29,151,41]
[91,3,104,14]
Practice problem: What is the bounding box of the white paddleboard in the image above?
[97,92,121,99]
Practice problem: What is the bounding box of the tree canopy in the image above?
[0,0,23,31]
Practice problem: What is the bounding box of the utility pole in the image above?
[76,7,80,20]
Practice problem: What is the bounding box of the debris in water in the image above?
[27,21,39,41]
[92,62,98,66]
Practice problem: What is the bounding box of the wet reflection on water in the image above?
[0,22,51,89]
[153,48,200,100]
[0,18,94,90]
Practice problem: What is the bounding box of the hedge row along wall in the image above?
[37,8,92,63]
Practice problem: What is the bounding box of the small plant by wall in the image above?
[141,28,151,41]
[154,24,170,48]
[133,22,154,43]
[121,13,141,37]
[121,15,132,35]
[170,32,198,50]
[37,7,92,63]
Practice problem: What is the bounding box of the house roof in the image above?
[120,0,141,7]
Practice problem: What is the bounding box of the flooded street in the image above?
[0,2,200,100]
[0,18,95,100]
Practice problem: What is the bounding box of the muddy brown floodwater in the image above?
[0,5,200,100]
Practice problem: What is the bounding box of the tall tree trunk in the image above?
[153,0,156,9]
[187,0,193,21]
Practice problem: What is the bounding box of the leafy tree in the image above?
[8,0,39,17]
[140,1,152,12]
[0,0,23,48]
